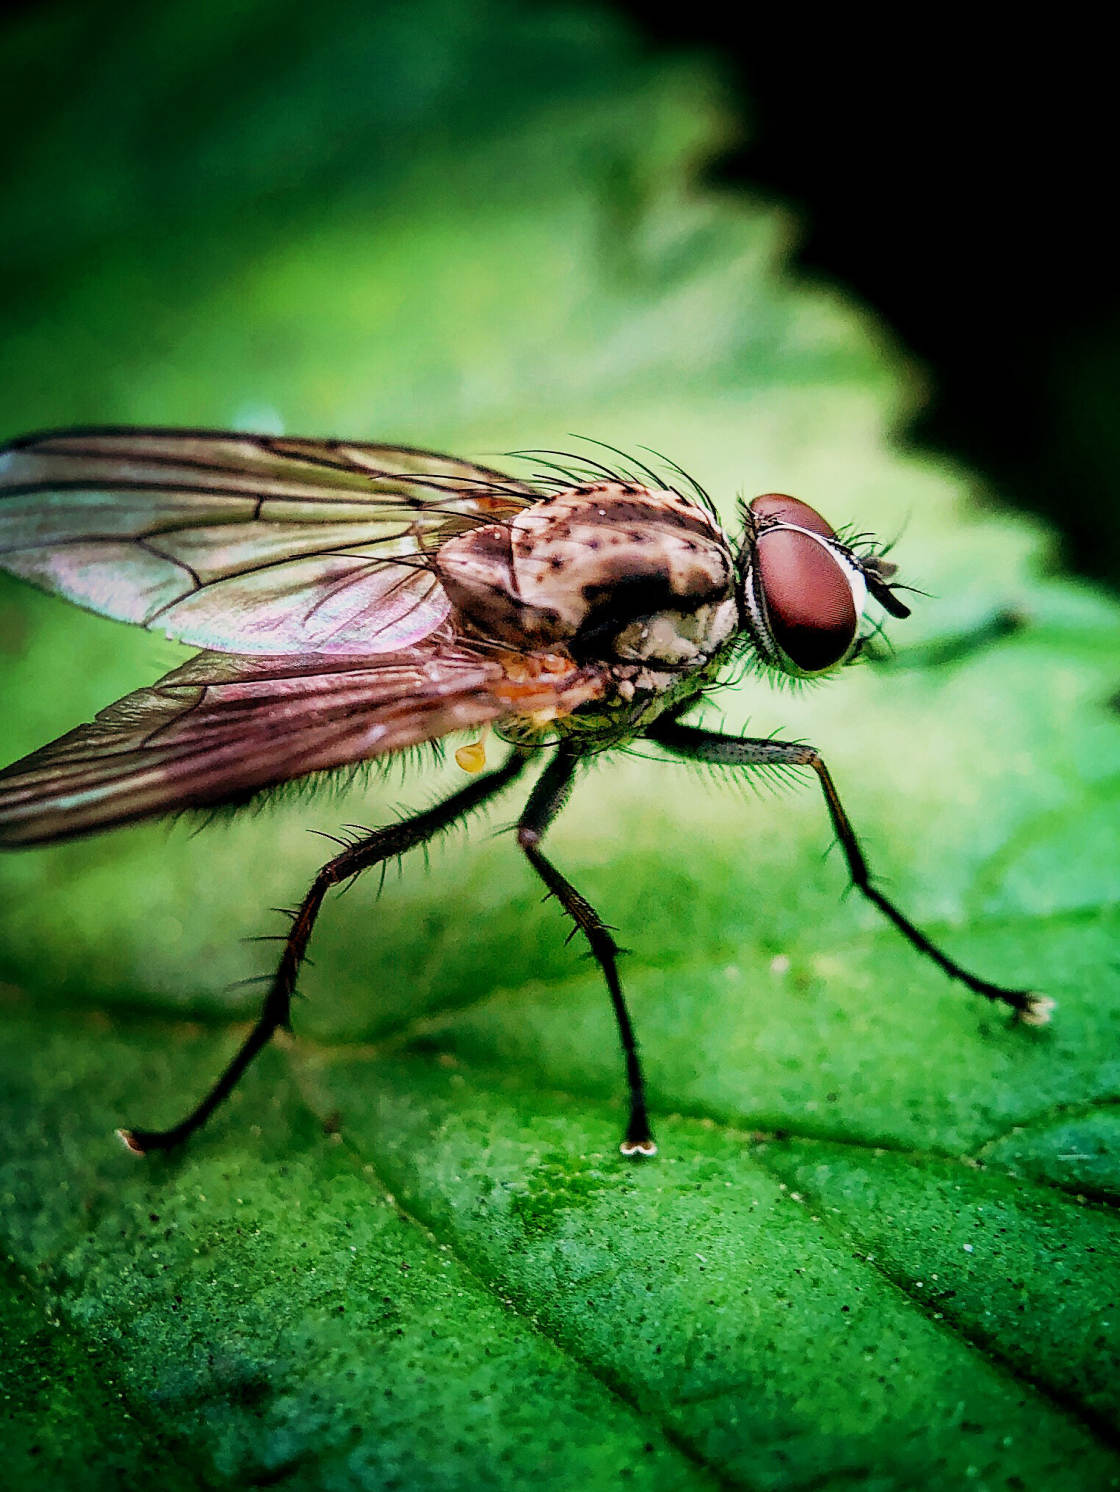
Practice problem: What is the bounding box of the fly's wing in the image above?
[0,428,535,655]
[0,631,606,845]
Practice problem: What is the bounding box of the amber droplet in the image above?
[454,734,488,773]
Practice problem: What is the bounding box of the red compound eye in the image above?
[749,494,858,673]
[750,493,836,539]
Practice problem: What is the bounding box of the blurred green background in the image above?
[2,3,1119,1490]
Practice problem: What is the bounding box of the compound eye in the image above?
[750,493,836,538]
[756,526,859,673]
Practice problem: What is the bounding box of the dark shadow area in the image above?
[611,6,1120,588]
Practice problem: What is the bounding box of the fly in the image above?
[0,427,1053,1157]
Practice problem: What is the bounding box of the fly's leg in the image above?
[121,750,531,1154]
[649,719,1053,1023]
[517,744,656,1158]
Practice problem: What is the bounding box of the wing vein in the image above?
[0,427,538,655]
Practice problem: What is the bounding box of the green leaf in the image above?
[2,3,1119,1488]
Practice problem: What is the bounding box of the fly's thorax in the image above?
[435,482,738,668]
[611,598,738,668]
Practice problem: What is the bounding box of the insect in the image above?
[0,427,1052,1157]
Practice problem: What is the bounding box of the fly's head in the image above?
[736,493,911,679]
[436,483,739,673]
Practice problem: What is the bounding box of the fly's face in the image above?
[436,482,739,670]
[737,493,911,678]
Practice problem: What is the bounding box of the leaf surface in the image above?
[1,3,1118,1488]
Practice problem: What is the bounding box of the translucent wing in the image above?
[0,630,607,845]
[0,428,535,655]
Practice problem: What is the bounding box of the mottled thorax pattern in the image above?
[436,483,737,668]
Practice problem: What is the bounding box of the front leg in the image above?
[648,718,1053,1024]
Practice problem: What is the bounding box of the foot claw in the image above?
[620,1137,658,1158]
[1018,993,1056,1027]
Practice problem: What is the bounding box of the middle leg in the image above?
[516,744,657,1157]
